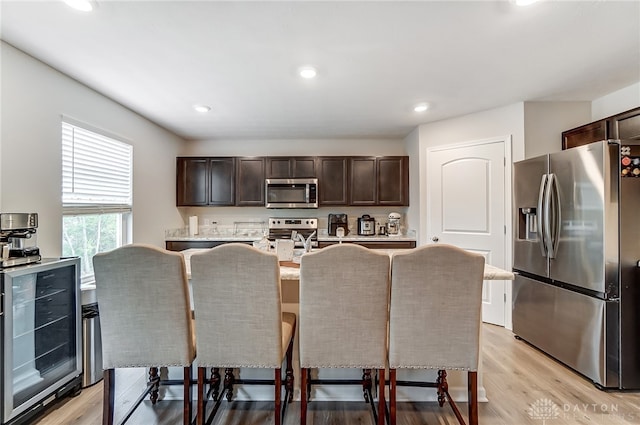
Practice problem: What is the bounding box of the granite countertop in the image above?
[166,228,417,242]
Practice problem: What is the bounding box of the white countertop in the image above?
[180,248,515,281]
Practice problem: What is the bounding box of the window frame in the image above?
[61,119,133,285]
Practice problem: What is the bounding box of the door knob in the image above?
[431,236,439,242]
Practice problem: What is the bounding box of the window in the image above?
[61,120,133,284]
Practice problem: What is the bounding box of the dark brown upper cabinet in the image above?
[611,108,640,140]
[562,106,640,149]
[177,157,209,206]
[378,156,409,205]
[349,156,409,206]
[562,120,609,150]
[266,157,317,178]
[177,157,235,206]
[236,157,265,206]
[349,157,377,205]
[209,158,235,205]
[177,155,409,207]
[317,157,349,205]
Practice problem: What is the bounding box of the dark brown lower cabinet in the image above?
[318,240,416,249]
[165,240,252,251]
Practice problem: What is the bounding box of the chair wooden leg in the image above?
[301,368,308,425]
[103,369,115,425]
[365,369,374,402]
[211,367,221,401]
[197,367,206,425]
[149,367,160,405]
[285,334,295,403]
[468,371,478,425]
[274,368,282,425]
[436,369,447,407]
[389,369,396,425]
[377,369,385,425]
[224,368,234,401]
[184,366,192,425]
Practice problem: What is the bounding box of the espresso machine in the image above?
[0,212,41,268]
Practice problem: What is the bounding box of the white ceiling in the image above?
[1,1,639,141]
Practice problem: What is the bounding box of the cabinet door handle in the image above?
[431,236,439,242]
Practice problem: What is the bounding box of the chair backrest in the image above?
[299,244,390,369]
[93,244,195,369]
[190,243,284,368]
[389,244,485,371]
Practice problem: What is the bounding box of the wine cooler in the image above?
[1,257,82,425]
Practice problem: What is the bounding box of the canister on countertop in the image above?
[357,214,376,236]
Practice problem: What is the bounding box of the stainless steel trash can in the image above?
[81,285,103,387]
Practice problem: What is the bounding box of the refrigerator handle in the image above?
[549,173,561,258]
[544,173,559,259]
[537,174,548,257]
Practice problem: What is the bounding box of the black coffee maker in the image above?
[328,213,349,236]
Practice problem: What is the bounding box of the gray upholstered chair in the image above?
[93,244,195,425]
[189,243,296,425]
[299,244,390,425]
[388,244,485,425]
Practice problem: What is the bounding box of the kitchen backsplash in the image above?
[175,206,410,236]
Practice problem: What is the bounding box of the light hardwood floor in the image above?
[33,324,640,425]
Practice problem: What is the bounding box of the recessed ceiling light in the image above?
[193,105,211,113]
[63,0,95,12]
[299,66,317,79]
[414,103,429,113]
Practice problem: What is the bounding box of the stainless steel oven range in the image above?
[268,217,318,248]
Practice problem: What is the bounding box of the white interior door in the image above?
[426,138,507,326]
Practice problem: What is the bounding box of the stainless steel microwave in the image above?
[265,178,318,209]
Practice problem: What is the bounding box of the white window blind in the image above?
[62,121,132,208]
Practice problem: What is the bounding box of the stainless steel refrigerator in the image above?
[512,139,640,389]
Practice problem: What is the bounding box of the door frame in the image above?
[425,135,513,329]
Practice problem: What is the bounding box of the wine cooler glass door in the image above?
[2,258,81,424]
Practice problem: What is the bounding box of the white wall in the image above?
[524,101,591,158]
[182,138,406,156]
[403,127,420,240]
[0,42,185,255]
[592,82,640,121]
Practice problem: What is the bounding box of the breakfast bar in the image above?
[180,248,516,281]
